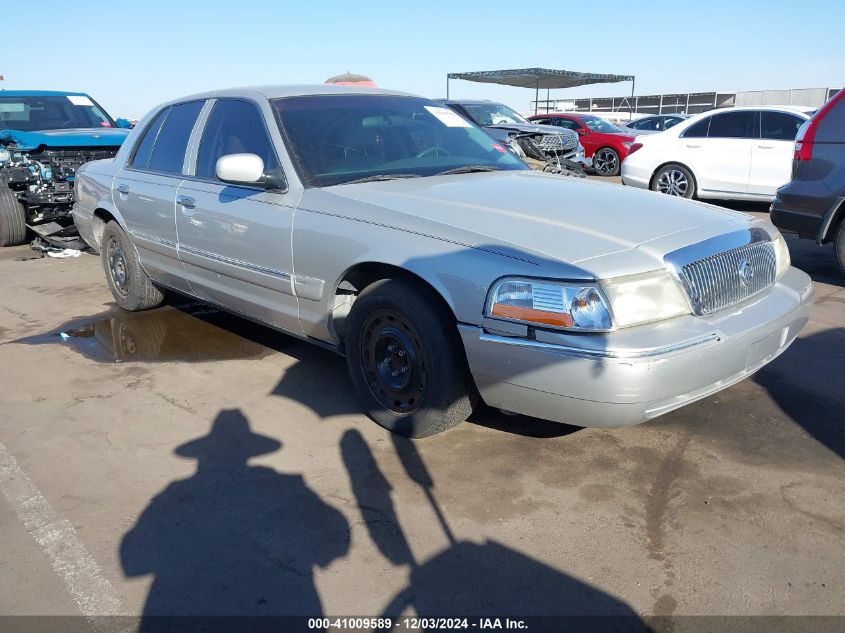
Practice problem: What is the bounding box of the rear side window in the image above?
[707,111,754,139]
[129,109,168,169]
[146,101,204,174]
[683,117,710,138]
[760,111,805,141]
[195,99,281,180]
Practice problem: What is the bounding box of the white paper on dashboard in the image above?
[424,106,472,128]
[67,95,94,106]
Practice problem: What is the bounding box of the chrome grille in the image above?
[538,133,577,152]
[679,240,777,315]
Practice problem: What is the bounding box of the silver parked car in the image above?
[73,85,814,437]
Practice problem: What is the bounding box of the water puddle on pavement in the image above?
[13,303,277,363]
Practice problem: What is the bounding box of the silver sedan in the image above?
[72,85,813,437]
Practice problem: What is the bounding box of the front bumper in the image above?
[459,267,814,428]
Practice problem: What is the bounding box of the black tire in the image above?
[101,221,164,311]
[0,179,28,247]
[345,278,477,438]
[651,163,696,199]
[835,218,845,277]
[592,147,621,177]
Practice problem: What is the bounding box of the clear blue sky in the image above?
[3,0,842,118]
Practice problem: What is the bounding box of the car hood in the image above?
[321,170,753,276]
[0,128,130,150]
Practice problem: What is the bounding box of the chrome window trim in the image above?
[478,331,720,360]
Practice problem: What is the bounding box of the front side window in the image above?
[552,118,581,131]
[0,95,114,131]
[196,99,281,181]
[579,116,623,133]
[273,95,526,187]
[707,111,754,139]
[146,101,204,174]
[759,111,805,141]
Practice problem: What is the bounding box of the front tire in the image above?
[101,221,164,311]
[651,163,696,198]
[592,147,620,177]
[345,278,477,438]
[0,178,28,247]
[835,218,845,277]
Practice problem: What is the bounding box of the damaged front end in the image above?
[0,141,120,249]
[505,131,590,177]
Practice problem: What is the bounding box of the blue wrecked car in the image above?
[0,90,132,247]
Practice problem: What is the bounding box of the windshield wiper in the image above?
[342,173,422,185]
[436,165,502,176]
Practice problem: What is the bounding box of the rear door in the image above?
[680,110,754,194]
[747,110,806,196]
[112,101,205,292]
[175,98,301,334]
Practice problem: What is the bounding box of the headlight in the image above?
[506,138,526,158]
[621,141,633,149]
[600,271,690,328]
[487,278,612,331]
[772,231,791,278]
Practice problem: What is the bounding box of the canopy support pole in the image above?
[446,76,450,99]
[535,77,539,115]
[630,77,635,116]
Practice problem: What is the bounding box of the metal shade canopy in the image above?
[446,67,636,114]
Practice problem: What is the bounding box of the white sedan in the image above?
[621,106,812,201]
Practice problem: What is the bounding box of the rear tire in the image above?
[835,218,845,278]
[0,178,28,247]
[651,163,696,199]
[101,221,164,311]
[592,147,620,177]
[345,278,477,438]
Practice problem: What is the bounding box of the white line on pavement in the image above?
[0,442,126,617]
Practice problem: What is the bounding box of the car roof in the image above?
[0,90,90,97]
[160,84,415,107]
[437,99,501,105]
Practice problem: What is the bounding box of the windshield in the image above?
[581,116,623,134]
[273,95,527,187]
[459,102,528,126]
[0,95,115,131]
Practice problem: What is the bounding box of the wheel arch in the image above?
[649,160,699,192]
[330,261,457,346]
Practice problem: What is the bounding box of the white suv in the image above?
[621,106,812,201]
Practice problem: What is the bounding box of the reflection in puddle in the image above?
[16,303,275,363]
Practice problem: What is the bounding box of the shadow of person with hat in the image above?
[120,409,349,629]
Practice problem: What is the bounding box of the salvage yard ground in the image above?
[1,180,843,624]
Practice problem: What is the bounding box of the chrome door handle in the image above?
[757,144,774,149]
[685,144,701,148]
[176,195,196,210]
[116,184,130,195]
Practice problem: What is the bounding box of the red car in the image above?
[529,113,636,177]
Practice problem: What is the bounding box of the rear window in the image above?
[146,101,204,174]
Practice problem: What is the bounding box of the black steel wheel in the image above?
[101,221,164,311]
[345,278,477,437]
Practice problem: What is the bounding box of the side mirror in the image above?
[215,153,284,189]
[577,128,588,136]
[116,118,134,129]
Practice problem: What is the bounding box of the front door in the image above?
[112,101,205,293]
[175,98,301,334]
